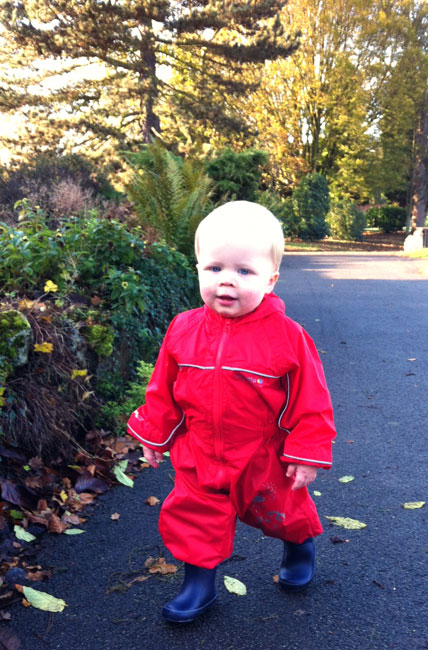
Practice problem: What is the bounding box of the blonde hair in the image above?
[195,201,284,271]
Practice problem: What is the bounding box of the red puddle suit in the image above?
[128,293,336,568]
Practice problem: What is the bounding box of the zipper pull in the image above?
[224,319,231,332]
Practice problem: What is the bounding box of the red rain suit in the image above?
[128,293,336,568]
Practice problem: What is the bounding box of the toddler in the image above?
[128,201,336,623]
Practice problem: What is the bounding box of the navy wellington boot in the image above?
[162,563,218,623]
[278,538,315,590]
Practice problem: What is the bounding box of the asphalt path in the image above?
[7,253,428,650]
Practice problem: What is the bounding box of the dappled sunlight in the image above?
[281,254,428,281]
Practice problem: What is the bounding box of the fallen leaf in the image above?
[75,471,108,494]
[111,513,120,521]
[326,516,367,530]
[147,558,178,575]
[407,358,417,361]
[293,608,306,617]
[145,496,160,507]
[338,476,355,483]
[224,576,247,596]
[272,574,279,583]
[33,342,53,354]
[14,526,36,543]
[313,490,322,496]
[113,461,134,488]
[48,514,67,534]
[19,585,67,612]
[402,501,425,509]
[64,529,85,535]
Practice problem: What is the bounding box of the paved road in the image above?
[8,253,428,650]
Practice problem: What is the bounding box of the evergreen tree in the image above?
[0,1,297,164]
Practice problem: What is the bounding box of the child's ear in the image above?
[265,271,279,294]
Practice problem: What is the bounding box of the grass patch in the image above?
[408,249,428,258]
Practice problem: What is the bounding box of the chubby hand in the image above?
[142,445,164,469]
[286,463,318,491]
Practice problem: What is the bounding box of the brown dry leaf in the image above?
[48,514,67,534]
[90,295,103,306]
[145,496,160,507]
[140,462,150,469]
[26,569,52,582]
[127,575,150,587]
[22,599,31,607]
[37,499,49,511]
[78,492,97,505]
[147,558,178,575]
[272,574,279,583]
[110,513,120,521]
[61,512,86,525]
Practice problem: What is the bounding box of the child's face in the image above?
[197,233,279,318]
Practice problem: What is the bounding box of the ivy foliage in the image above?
[0,200,199,458]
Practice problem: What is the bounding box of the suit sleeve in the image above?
[127,318,185,453]
[279,327,336,469]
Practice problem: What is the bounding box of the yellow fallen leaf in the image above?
[403,501,425,509]
[71,369,88,380]
[21,586,67,612]
[224,576,247,596]
[313,490,322,496]
[338,476,355,483]
[34,342,53,353]
[326,516,367,530]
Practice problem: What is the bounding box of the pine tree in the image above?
[0,1,298,163]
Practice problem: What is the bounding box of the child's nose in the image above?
[219,270,236,286]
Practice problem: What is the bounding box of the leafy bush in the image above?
[257,190,300,239]
[123,141,214,258]
[365,205,406,233]
[0,203,199,369]
[292,173,330,241]
[206,148,269,203]
[98,360,154,433]
[0,153,118,210]
[327,198,366,241]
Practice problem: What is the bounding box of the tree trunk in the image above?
[410,91,428,230]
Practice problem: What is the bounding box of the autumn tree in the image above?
[0,1,298,165]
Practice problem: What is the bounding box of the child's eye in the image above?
[238,268,251,275]
[210,266,221,273]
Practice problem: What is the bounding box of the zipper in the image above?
[213,319,231,462]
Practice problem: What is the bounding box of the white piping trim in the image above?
[278,374,290,430]
[178,364,215,370]
[221,366,281,379]
[128,411,185,447]
[282,452,332,466]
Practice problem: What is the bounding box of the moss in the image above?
[0,310,32,380]
[82,323,115,358]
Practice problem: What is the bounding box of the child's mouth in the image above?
[217,295,236,304]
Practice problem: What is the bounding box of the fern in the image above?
[123,142,215,257]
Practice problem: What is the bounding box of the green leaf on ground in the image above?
[338,476,355,483]
[224,576,247,596]
[326,516,367,530]
[113,460,134,487]
[403,501,425,509]
[313,490,322,496]
[14,525,36,542]
[22,586,67,612]
[64,528,85,535]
